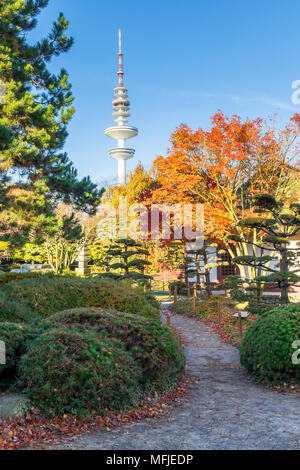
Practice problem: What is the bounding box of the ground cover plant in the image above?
[0,271,56,288]
[0,377,188,450]
[172,295,229,318]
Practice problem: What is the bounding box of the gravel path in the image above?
[61,302,300,450]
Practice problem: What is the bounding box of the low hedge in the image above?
[47,307,185,389]
[239,304,300,384]
[0,277,160,323]
[16,328,141,416]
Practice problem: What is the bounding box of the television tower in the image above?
[105,30,138,186]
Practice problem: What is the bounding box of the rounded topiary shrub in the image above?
[239,304,300,384]
[47,307,185,389]
[16,328,142,417]
[0,323,36,391]
[0,276,159,323]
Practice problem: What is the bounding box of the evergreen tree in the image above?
[0,123,12,151]
[100,238,152,282]
[228,194,300,305]
[0,0,103,217]
[0,179,55,244]
[88,239,113,273]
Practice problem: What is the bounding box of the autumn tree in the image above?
[150,112,300,281]
[104,163,157,208]
[96,113,300,291]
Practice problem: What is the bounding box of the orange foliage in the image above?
[102,112,300,249]
[148,111,300,244]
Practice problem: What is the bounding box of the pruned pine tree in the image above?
[100,238,152,282]
[228,194,300,304]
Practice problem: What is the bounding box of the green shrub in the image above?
[16,328,142,417]
[223,275,246,302]
[0,323,36,390]
[246,300,275,316]
[0,277,159,323]
[16,308,185,416]
[224,275,282,315]
[239,304,300,384]
[143,292,160,310]
[47,307,185,389]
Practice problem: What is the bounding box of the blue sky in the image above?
[29,0,300,187]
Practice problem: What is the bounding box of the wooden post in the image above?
[167,311,171,327]
[187,281,191,299]
[238,312,243,338]
[169,284,172,300]
[225,288,228,298]
[162,281,165,292]
[193,283,197,315]
[193,283,197,298]
[174,285,177,308]
[149,279,152,292]
[217,300,221,324]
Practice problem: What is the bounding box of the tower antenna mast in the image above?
[118,29,123,88]
[105,30,138,186]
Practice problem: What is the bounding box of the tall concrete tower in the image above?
[105,30,138,186]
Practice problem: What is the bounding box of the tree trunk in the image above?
[183,242,188,284]
[203,248,212,297]
[280,248,289,304]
